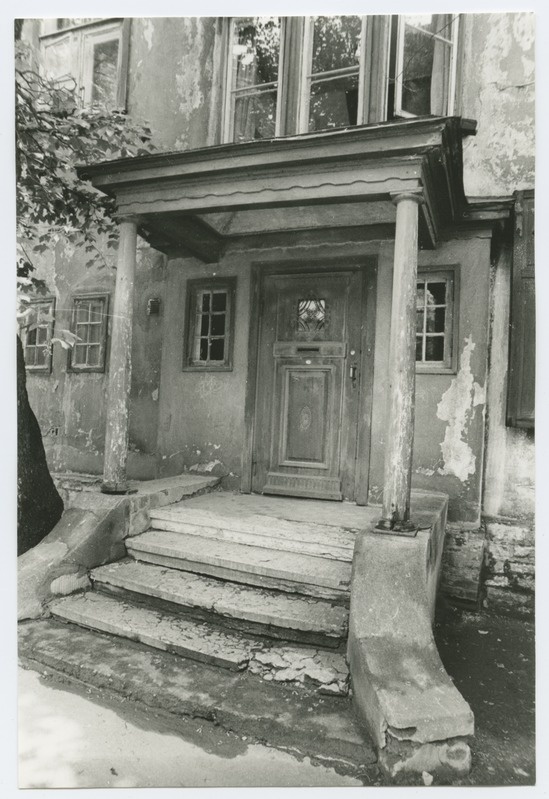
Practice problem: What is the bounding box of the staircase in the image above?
[49,492,360,696]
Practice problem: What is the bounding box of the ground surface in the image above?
[17,606,535,789]
[434,605,536,786]
[18,667,362,789]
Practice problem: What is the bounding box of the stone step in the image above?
[19,619,377,777]
[49,592,350,694]
[149,505,355,562]
[126,529,352,599]
[91,560,348,644]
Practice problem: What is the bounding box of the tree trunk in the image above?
[17,334,63,555]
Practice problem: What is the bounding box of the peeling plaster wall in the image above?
[369,235,491,524]
[25,239,164,480]
[127,18,217,151]
[459,13,535,197]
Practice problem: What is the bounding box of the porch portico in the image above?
[78,116,473,532]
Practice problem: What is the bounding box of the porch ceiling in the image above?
[77,116,474,263]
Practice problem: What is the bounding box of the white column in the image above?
[101,217,138,494]
[377,191,423,533]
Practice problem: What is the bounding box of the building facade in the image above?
[21,15,535,613]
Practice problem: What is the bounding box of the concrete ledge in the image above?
[348,492,474,781]
[18,474,219,621]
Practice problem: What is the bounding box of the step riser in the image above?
[94,582,344,648]
[128,550,350,602]
[148,519,353,562]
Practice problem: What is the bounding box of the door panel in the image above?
[253,268,362,501]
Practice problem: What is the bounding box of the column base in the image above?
[374,518,418,537]
[101,481,137,495]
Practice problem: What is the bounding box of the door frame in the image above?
[242,254,378,505]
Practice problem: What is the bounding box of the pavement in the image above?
[11,604,538,792]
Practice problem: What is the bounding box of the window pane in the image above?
[91,38,119,107]
[76,304,89,323]
[416,283,425,308]
[27,328,37,346]
[425,336,444,361]
[88,324,101,344]
[209,338,225,361]
[74,344,87,364]
[297,299,326,333]
[426,307,446,333]
[234,89,277,142]
[233,18,280,90]
[416,309,424,333]
[311,16,362,74]
[90,302,104,322]
[36,327,48,344]
[404,14,452,40]
[201,292,210,313]
[309,74,359,131]
[416,336,423,361]
[35,347,47,366]
[199,338,209,361]
[211,314,226,337]
[212,292,227,312]
[200,314,210,337]
[426,282,446,305]
[401,26,436,116]
[86,345,101,366]
[76,323,89,342]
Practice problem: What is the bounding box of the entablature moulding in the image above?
[78,116,477,261]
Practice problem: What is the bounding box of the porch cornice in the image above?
[77,116,474,256]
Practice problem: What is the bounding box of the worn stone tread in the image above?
[19,619,377,775]
[91,559,348,638]
[50,592,257,671]
[149,506,355,561]
[49,592,350,693]
[126,530,352,595]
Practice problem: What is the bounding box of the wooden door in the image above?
[253,269,362,501]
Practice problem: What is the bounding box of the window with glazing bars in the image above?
[69,295,109,371]
[185,279,236,370]
[23,298,55,372]
[416,270,457,372]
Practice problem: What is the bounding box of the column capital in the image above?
[114,213,139,225]
[390,190,424,206]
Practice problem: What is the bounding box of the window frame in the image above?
[22,297,56,374]
[393,14,459,119]
[221,17,285,144]
[39,18,130,111]
[298,15,369,134]
[415,267,459,375]
[183,278,236,372]
[67,293,110,373]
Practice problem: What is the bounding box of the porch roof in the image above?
[77,116,476,263]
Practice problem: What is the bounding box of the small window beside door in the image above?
[184,278,236,371]
[416,269,458,373]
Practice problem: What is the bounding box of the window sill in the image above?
[416,364,457,375]
[182,365,233,373]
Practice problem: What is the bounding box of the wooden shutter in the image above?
[507,189,535,428]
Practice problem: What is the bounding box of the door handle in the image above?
[349,364,358,386]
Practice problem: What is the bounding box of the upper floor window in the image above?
[300,16,366,132]
[22,298,55,373]
[40,19,129,110]
[222,15,460,142]
[224,17,282,143]
[392,15,459,118]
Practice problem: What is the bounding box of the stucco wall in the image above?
[459,13,535,197]
[369,235,491,524]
